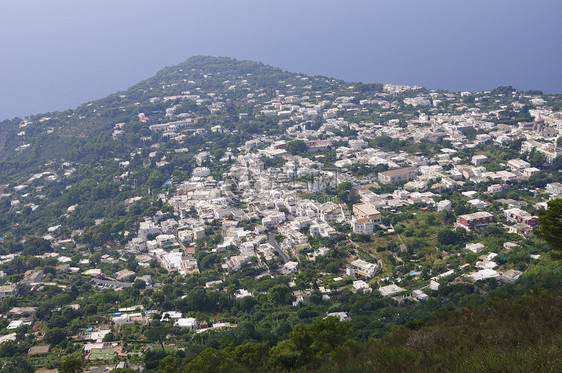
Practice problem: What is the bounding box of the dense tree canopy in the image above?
[535,198,562,259]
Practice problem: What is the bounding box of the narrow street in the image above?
[267,231,289,264]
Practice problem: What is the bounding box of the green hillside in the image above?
[166,286,562,373]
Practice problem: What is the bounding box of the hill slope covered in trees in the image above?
[149,287,562,372]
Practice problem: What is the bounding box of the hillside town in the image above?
[0,57,560,371]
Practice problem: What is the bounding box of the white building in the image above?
[378,167,417,185]
[437,199,453,212]
[487,184,507,194]
[346,259,377,278]
[472,155,489,165]
[412,289,429,300]
[0,285,17,300]
[177,318,198,330]
[156,234,176,248]
[507,158,530,171]
[466,243,485,253]
[351,217,375,235]
[546,182,562,196]
[192,167,211,178]
[352,204,382,223]
[281,261,299,274]
[496,170,518,182]
[352,280,372,293]
[469,269,499,281]
[468,199,488,209]
[138,221,161,240]
[325,312,352,322]
[521,140,561,163]
[379,284,406,297]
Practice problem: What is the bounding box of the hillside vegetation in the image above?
[147,287,562,372]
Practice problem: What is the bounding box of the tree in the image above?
[287,140,308,155]
[270,316,352,370]
[309,290,323,305]
[133,279,147,289]
[184,347,235,372]
[268,284,293,305]
[0,341,18,358]
[83,304,97,316]
[60,356,84,373]
[233,342,270,371]
[535,198,562,259]
[22,237,52,256]
[144,349,169,371]
[527,171,550,188]
[337,182,360,205]
[309,316,351,351]
[158,355,182,373]
[0,356,34,373]
[102,332,115,342]
[462,127,477,140]
[552,156,562,171]
[295,268,317,290]
[48,315,67,329]
[437,229,459,247]
[147,169,165,190]
[492,85,515,95]
[145,321,171,350]
[350,233,371,243]
[44,327,67,346]
[530,151,546,168]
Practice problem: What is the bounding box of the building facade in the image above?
[378,167,417,185]
[458,212,494,230]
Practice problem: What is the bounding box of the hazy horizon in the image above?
[1,0,561,120]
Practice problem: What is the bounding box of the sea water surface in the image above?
[0,0,561,120]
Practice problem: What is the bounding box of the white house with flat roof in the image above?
[379,284,406,297]
[378,167,417,184]
[352,204,382,223]
[347,259,378,278]
[472,155,488,165]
